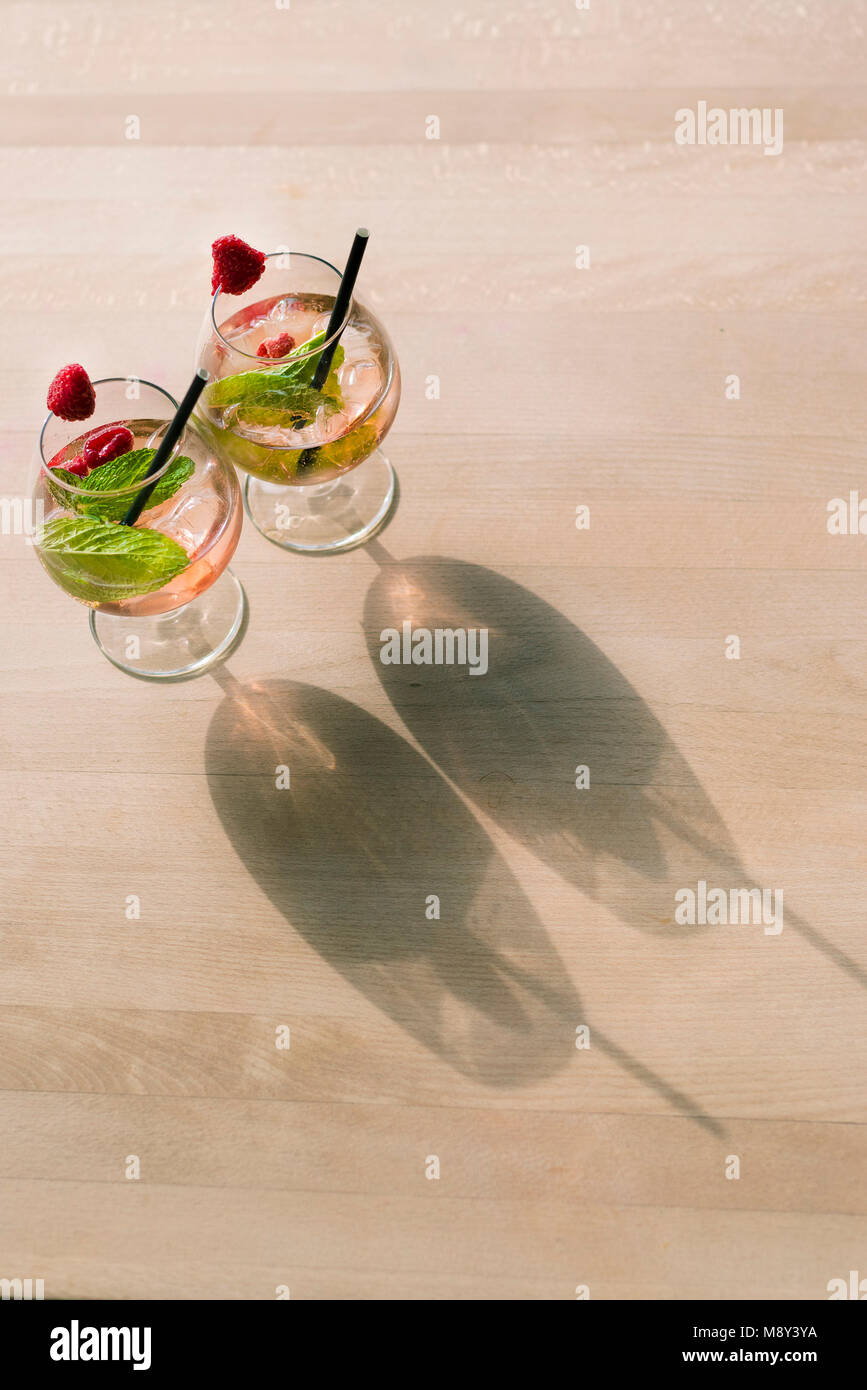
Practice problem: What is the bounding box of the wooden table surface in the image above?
[1,1,865,1301]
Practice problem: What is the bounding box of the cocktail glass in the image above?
[194,251,400,553]
[34,377,245,679]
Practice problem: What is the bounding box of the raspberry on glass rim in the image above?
[210,235,266,296]
[46,363,96,422]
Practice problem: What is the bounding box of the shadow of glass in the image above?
[363,556,735,935]
[363,555,865,991]
[206,676,579,1085]
[204,675,724,1126]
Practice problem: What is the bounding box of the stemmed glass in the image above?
[194,251,401,553]
[33,378,245,679]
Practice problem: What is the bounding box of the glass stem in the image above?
[296,478,341,499]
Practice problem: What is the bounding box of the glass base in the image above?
[89,568,247,681]
[244,448,396,553]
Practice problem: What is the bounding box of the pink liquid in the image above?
[103,497,242,616]
[196,292,400,485]
[36,417,241,616]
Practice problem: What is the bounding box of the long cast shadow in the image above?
[205,674,723,1129]
[363,554,865,991]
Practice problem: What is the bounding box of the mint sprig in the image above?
[39,516,190,604]
[45,449,196,522]
[206,330,345,427]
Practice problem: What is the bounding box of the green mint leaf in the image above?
[44,467,86,513]
[45,449,196,522]
[76,447,156,493]
[235,383,341,429]
[39,516,189,603]
[206,330,345,427]
[128,455,196,512]
[78,449,196,514]
[208,330,328,403]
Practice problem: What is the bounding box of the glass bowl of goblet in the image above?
[194,250,400,554]
[33,377,245,679]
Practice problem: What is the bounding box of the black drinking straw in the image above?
[310,228,369,389]
[122,368,209,526]
[296,229,369,476]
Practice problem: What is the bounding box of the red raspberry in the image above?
[64,455,90,477]
[47,364,96,422]
[82,424,134,468]
[211,235,266,295]
[256,332,296,359]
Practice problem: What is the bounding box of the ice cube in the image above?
[324,410,351,442]
[339,357,379,405]
[270,297,296,320]
[150,492,212,557]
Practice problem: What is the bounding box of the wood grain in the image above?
[0,0,865,1300]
